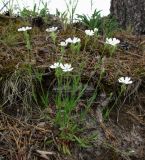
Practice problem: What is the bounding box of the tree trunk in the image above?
[110,0,145,34]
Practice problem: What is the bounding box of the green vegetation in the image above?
[77,10,119,37]
[20,2,49,18]
[77,9,102,30]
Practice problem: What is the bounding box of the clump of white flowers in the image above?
[85,28,98,36]
[50,62,73,72]
[105,38,120,46]
[118,77,133,84]
[18,26,32,32]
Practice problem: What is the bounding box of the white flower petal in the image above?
[62,68,73,72]
[65,38,73,43]
[60,63,73,72]
[59,41,68,47]
[73,37,81,43]
[94,28,98,32]
[50,62,61,69]
[119,77,123,82]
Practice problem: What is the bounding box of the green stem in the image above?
[105,84,126,119]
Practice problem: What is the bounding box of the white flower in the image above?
[59,41,68,47]
[118,77,133,84]
[60,63,73,72]
[65,37,81,44]
[50,62,62,69]
[85,28,98,36]
[18,26,32,32]
[85,29,94,36]
[94,28,98,33]
[46,27,58,32]
[106,38,120,46]
[72,37,81,44]
[25,26,32,30]
[65,38,73,44]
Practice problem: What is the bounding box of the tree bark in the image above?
[110,0,145,34]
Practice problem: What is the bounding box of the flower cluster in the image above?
[46,27,58,32]
[85,28,98,36]
[59,37,81,47]
[18,26,32,32]
[118,77,133,84]
[50,62,73,72]
[105,38,120,46]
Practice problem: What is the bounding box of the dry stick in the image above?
[0,1,9,12]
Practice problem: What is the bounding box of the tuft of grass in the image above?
[64,0,79,24]
[77,9,102,30]
[0,22,20,46]
[77,11,119,38]
[1,65,34,114]
[101,16,119,37]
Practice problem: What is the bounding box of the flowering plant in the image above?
[104,37,120,56]
[18,26,32,50]
[46,27,58,44]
